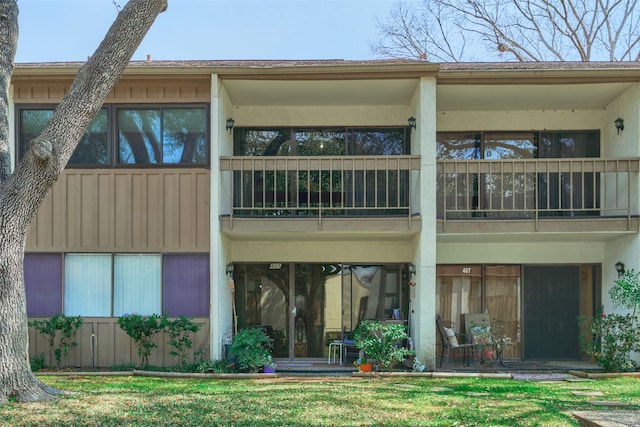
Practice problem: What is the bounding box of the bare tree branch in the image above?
[372,0,640,61]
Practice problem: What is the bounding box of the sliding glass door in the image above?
[234,263,408,360]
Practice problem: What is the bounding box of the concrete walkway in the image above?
[572,411,640,427]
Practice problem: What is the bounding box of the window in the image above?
[113,254,161,316]
[163,254,210,316]
[24,253,62,316]
[19,108,109,165]
[436,265,521,358]
[234,127,409,156]
[117,107,207,165]
[17,105,208,167]
[64,254,112,316]
[25,253,209,317]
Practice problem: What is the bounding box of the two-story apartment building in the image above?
[14,60,640,369]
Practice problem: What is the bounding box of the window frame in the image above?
[115,104,210,167]
[15,103,210,169]
[234,126,411,156]
[436,130,600,160]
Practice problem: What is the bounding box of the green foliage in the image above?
[610,269,640,311]
[117,313,168,367]
[30,353,47,371]
[166,316,202,367]
[29,313,83,366]
[195,359,233,374]
[580,313,640,372]
[110,363,137,372]
[353,320,411,371]
[230,328,272,372]
[580,269,640,372]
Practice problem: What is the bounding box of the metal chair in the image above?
[436,314,473,369]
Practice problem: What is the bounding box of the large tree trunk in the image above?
[0,0,167,403]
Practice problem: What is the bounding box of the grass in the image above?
[0,375,638,426]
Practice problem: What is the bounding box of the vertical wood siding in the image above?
[13,78,211,103]
[28,318,210,368]
[26,169,210,252]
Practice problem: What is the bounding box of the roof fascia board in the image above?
[13,62,440,80]
[437,69,640,85]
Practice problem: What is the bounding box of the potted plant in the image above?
[353,357,373,372]
[230,328,273,373]
[354,320,411,372]
[262,355,276,373]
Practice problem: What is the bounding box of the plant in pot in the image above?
[230,328,273,373]
[354,320,411,372]
[353,357,372,372]
[263,355,276,373]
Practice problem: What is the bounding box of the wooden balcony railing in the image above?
[220,156,421,223]
[437,158,640,228]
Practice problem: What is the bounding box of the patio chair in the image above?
[463,313,496,366]
[435,314,473,369]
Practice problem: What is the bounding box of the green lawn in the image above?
[0,375,638,426]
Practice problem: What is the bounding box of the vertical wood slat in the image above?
[13,79,211,104]
[26,169,210,252]
[28,318,210,368]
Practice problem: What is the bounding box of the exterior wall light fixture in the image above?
[226,117,235,133]
[408,116,417,129]
[226,262,235,277]
[615,260,625,277]
[615,117,624,134]
[407,263,416,277]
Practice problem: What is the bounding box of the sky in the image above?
[15,0,399,63]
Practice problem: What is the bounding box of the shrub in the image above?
[579,269,640,372]
[117,313,168,367]
[195,359,233,374]
[610,269,640,310]
[580,313,640,372]
[354,320,411,371]
[166,316,202,367]
[29,313,83,367]
[30,353,47,371]
[110,362,137,372]
[230,328,272,373]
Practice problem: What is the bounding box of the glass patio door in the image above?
[292,264,341,358]
[234,263,339,360]
[234,263,290,358]
[235,263,405,360]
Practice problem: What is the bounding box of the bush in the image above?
[195,359,233,374]
[580,313,640,372]
[117,313,168,367]
[231,328,272,373]
[579,269,640,372]
[29,313,83,367]
[166,316,202,367]
[30,353,47,371]
[110,362,137,372]
[354,320,411,371]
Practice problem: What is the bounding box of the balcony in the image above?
[219,155,421,236]
[437,158,640,235]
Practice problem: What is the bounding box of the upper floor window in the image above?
[436,130,599,160]
[234,127,409,156]
[17,104,209,167]
[117,107,207,165]
[19,108,110,166]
